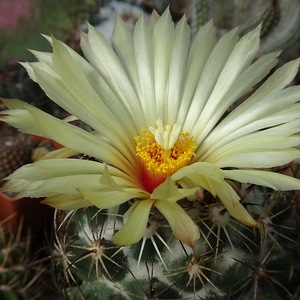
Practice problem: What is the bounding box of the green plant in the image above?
[189,0,300,55]
[0,219,46,300]
[51,165,300,299]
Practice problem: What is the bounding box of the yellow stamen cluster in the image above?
[135,123,196,193]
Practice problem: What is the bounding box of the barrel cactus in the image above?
[52,176,300,299]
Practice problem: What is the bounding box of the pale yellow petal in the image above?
[154,200,200,249]
[224,169,300,191]
[77,188,145,209]
[112,200,155,245]
[42,195,91,210]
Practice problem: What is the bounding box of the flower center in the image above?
[135,119,196,193]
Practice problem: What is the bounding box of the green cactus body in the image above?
[189,0,300,55]
[0,221,46,300]
[52,176,300,299]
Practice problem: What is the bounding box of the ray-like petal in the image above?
[178,20,216,126]
[0,99,137,177]
[42,195,91,210]
[195,26,262,144]
[2,166,138,198]
[80,25,144,131]
[172,163,256,226]
[177,177,205,201]
[50,36,139,145]
[152,9,174,119]
[200,109,300,162]
[0,107,44,137]
[23,61,138,155]
[112,200,155,245]
[213,181,257,226]
[29,49,53,64]
[200,86,300,159]
[182,27,239,134]
[218,58,300,127]
[154,200,200,249]
[224,169,300,190]
[19,61,54,83]
[187,172,256,226]
[77,188,146,209]
[151,176,180,200]
[214,149,300,169]
[35,147,79,160]
[200,109,300,165]
[1,159,143,209]
[194,51,280,157]
[133,13,156,124]
[165,187,200,204]
[99,164,124,191]
[2,174,102,198]
[229,85,300,130]
[207,137,300,164]
[24,38,140,158]
[40,33,52,44]
[112,16,142,113]
[149,9,160,29]
[151,176,199,203]
[172,162,225,181]
[164,15,190,124]
[2,159,137,189]
[203,117,300,163]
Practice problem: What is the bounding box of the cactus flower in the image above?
[1,9,300,248]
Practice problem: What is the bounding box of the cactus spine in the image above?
[0,219,47,300]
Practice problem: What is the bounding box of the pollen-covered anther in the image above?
[135,119,196,193]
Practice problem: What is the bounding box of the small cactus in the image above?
[0,134,58,181]
[0,136,33,180]
[0,219,46,300]
[189,0,300,55]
